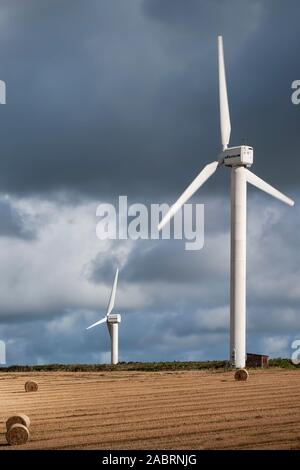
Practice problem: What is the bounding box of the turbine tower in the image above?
[158,36,294,369]
[86,268,121,365]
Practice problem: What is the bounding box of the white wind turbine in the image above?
[158,36,294,369]
[86,268,121,365]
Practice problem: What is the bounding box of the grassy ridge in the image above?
[0,360,227,372]
[0,358,298,372]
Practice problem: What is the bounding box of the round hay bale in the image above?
[6,414,30,431]
[234,368,249,381]
[6,424,30,446]
[25,380,38,392]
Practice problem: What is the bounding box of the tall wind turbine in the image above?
[158,36,294,369]
[86,268,121,365]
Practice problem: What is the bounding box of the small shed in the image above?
[246,353,269,368]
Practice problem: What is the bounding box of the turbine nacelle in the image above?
[221,145,253,167]
[107,314,121,324]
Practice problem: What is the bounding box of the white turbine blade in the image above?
[218,36,231,150]
[246,170,294,206]
[86,316,107,330]
[106,268,119,315]
[158,161,219,231]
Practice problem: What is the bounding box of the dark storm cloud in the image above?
[86,194,231,287]
[143,0,261,35]
[89,238,229,285]
[85,253,120,285]
[0,0,298,200]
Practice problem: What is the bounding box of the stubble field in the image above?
[0,369,300,450]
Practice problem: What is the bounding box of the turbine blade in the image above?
[246,170,294,207]
[106,268,119,315]
[158,161,219,231]
[86,316,107,330]
[218,36,231,150]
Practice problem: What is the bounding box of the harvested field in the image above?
[0,369,300,450]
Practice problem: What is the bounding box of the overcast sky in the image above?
[0,0,299,365]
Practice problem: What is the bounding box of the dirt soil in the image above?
[0,369,300,450]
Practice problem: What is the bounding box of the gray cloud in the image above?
[0,197,36,239]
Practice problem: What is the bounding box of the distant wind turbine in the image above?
[86,268,121,365]
[158,36,294,369]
